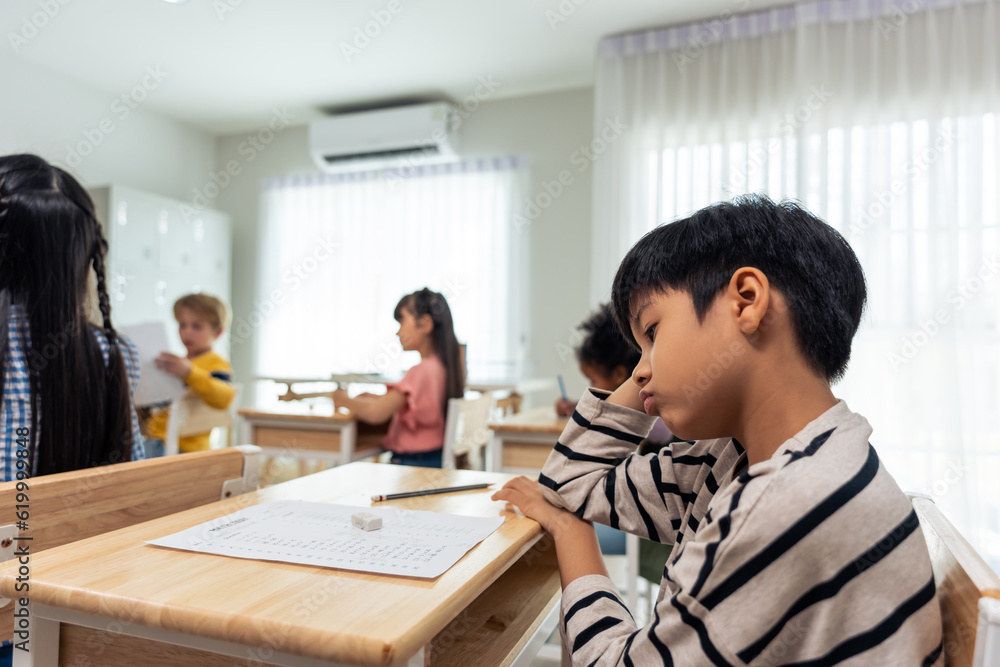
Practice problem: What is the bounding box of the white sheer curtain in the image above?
[592,0,1000,571]
[255,157,526,382]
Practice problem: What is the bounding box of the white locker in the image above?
[89,185,233,358]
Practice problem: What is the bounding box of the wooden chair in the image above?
[912,495,1000,666]
[442,392,494,470]
[493,391,523,416]
[164,382,242,456]
[0,444,260,644]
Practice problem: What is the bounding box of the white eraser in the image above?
[351,512,382,531]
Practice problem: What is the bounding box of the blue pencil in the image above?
[557,374,568,401]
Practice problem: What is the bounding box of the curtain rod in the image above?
[599,0,988,56]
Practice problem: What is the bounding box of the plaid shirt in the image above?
[1,303,145,482]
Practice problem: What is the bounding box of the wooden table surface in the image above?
[238,406,354,424]
[488,407,568,434]
[0,463,548,667]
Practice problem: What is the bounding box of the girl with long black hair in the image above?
[0,154,144,483]
[333,287,464,467]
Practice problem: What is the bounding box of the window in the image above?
[645,114,1000,570]
[252,158,526,382]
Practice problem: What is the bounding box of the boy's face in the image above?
[176,307,221,357]
[628,289,744,440]
[579,361,629,393]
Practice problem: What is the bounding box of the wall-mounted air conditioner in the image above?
[308,102,459,173]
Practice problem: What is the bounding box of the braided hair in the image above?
[0,154,133,475]
[393,288,465,404]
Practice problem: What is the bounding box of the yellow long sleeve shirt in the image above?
[144,350,235,452]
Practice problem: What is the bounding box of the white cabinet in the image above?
[89,185,232,359]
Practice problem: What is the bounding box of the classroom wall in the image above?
[212,87,597,401]
[461,89,596,401]
[0,53,215,201]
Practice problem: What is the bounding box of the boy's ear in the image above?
[728,267,770,335]
[213,326,225,340]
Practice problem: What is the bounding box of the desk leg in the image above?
[509,597,560,667]
[487,433,502,473]
[242,421,255,447]
[484,432,494,472]
[341,422,356,467]
[13,603,59,667]
[406,647,425,666]
[625,533,639,615]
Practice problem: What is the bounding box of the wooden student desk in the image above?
[261,376,556,403]
[239,405,388,468]
[487,407,568,473]
[0,463,560,667]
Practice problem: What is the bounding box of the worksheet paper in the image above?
[148,500,504,578]
[117,322,186,406]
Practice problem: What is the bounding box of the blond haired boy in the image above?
[143,293,236,455]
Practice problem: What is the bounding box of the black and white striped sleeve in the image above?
[538,389,736,543]
[560,573,750,666]
[555,404,944,666]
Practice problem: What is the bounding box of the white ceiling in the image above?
[9,0,791,135]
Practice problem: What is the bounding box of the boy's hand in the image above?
[155,352,191,379]
[331,388,349,406]
[554,398,577,417]
[494,477,610,586]
[492,476,591,539]
[607,375,645,412]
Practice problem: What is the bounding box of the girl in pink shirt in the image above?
[332,288,464,467]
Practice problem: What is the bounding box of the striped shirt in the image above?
[1,303,145,482]
[539,390,943,666]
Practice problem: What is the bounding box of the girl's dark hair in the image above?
[611,194,867,382]
[0,153,134,474]
[576,304,640,377]
[394,288,465,403]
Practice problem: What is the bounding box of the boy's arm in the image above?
[557,482,943,667]
[558,574,751,665]
[495,477,746,666]
[184,361,236,410]
[540,384,733,544]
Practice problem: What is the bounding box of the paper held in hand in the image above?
[118,321,186,407]
[147,500,504,578]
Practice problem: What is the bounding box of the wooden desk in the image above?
[256,376,556,402]
[1,463,560,667]
[487,407,568,473]
[239,407,387,469]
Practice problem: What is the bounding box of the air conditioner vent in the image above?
[308,103,458,173]
[321,144,442,165]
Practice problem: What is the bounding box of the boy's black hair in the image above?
[576,304,640,376]
[611,194,867,382]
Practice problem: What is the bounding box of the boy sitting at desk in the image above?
[495,195,943,665]
[143,293,236,456]
[555,304,639,417]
